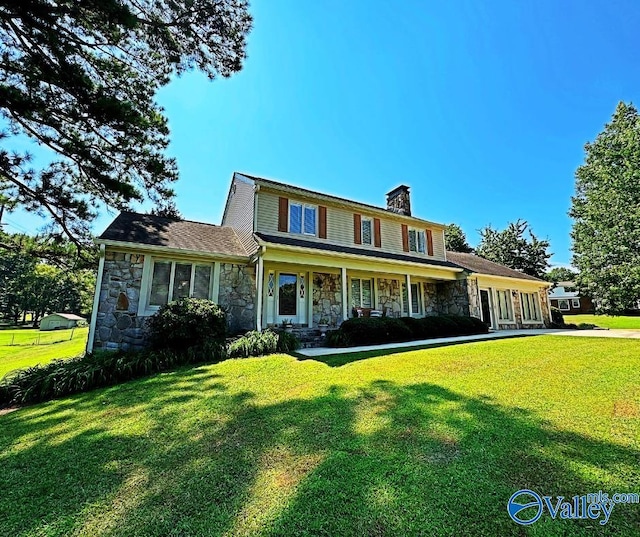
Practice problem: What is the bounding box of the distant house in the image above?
[548,282,594,315]
[40,313,86,331]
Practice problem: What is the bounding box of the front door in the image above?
[480,289,492,328]
[277,273,298,323]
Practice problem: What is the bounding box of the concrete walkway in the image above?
[296,328,640,357]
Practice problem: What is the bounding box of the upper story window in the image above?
[148,260,212,307]
[408,229,426,253]
[289,202,317,235]
[361,217,372,245]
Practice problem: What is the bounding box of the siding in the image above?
[221,174,258,255]
[256,190,447,262]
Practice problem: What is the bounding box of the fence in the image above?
[0,327,87,347]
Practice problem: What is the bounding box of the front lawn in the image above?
[0,327,88,379]
[1,336,638,536]
[567,314,640,329]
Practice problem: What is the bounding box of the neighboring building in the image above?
[88,173,552,351]
[40,313,86,331]
[549,282,594,314]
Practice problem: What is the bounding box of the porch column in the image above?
[256,257,264,331]
[406,273,413,317]
[341,267,348,321]
[212,261,221,303]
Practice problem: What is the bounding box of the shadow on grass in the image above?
[1,372,638,536]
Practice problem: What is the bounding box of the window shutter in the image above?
[374,218,381,247]
[354,213,362,244]
[426,229,434,256]
[319,206,327,239]
[401,224,409,251]
[278,197,289,232]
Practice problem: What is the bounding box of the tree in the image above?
[476,219,551,278]
[0,0,251,253]
[570,102,640,314]
[444,223,473,253]
[544,267,578,283]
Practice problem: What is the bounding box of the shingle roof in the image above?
[446,251,546,283]
[98,212,250,257]
[255,233,462,269]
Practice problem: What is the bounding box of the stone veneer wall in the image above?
[312,272,342,327]
[94,251,147,351]
[434,280,471,317]
[465,277,481,319]
[539,287,551,326]
[377,278,402,316]
[217,263,256,334]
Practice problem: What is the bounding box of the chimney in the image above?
[386,185,411,216]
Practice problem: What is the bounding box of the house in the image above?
[549,282,594,314]
[87,173,552,351]
[40,313,86,331]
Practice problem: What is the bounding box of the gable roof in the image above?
[45,313,85,320]
[236,172,446,229]
[256,233,462,270]
[446,251,547,283]
[98,212,251,257]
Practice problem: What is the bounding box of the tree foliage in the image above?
[570,102,640,313]
[0,0,251,251]
[444,223,473,253]
[544,267,578,283]
[476,219,551,278]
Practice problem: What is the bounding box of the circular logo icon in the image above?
[507,489,543,525]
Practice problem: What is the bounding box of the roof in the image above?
[98,212,250,257]
[237,172,446,229]
[446,251,547,283]
[45,313,85,320]
[256,233,461,270]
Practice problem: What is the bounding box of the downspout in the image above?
[86,243,106,353]
[255,244,266,331]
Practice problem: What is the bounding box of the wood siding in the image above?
[220,174,257,254]
[255,190,447,261]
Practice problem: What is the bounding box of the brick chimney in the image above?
[386,185,411,216]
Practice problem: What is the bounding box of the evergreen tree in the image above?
[444,223,473,253]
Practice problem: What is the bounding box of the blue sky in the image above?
[7,0,640,266]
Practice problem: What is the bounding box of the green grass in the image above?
[1,336,639,536]
[0,327,88,379]
[567,314,640,329]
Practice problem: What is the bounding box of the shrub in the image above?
[227,330,278,358]
[276,331,301,353]
[577,323,597,330]
[146,298,227,353]
[327,315,488,347]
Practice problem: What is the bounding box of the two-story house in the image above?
[88,173,552,351]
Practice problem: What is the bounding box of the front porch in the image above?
[256,258,471,331]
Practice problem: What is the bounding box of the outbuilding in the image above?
[39,313,86,331]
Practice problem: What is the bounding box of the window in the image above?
[408,229,426,253]
[361,218,372,245]
[289,202,316,235]
[402,283,422,315]
[496,289,513,321]
[571,298,580,308]
[558,299,570,311]
[521,292,541,321]
[148,260,213,307]
[351,278,372,308]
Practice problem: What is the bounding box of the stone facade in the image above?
[217,263,256,334]
[377,278,403,316]
[312,272,342,327]
[434,279,471,317]
[465,278,481,319]
[539,287,551,326]
[94,251,147,351]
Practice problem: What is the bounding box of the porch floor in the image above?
[294,329,573,357]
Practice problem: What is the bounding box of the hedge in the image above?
[327,315,488,347]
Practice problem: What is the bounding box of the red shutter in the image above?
[278,197,288,232]
[401,224,409,251]
[319,206,327,239]
[426,229,434,256]
[354,213,362,244]
[373,218,381,248]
